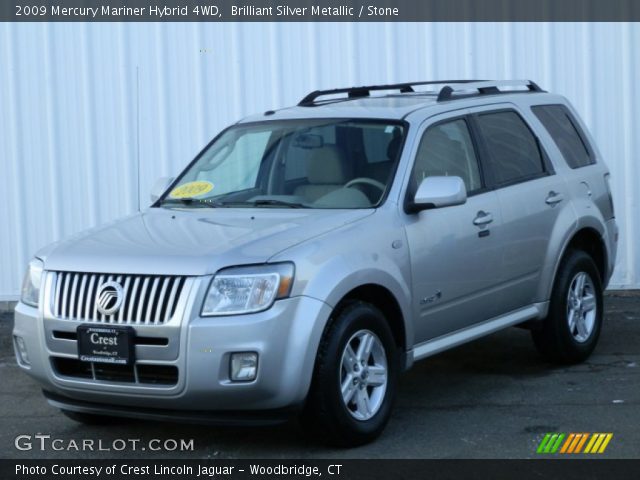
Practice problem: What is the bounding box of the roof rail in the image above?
[436,80,544,102]
[298,80,544,106]
[298,80,485,106]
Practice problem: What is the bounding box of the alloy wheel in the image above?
[339,329,388,421]
[566,271,597,343]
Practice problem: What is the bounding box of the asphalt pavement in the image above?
[1,294,638,459]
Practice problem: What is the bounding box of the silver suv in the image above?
[14,80,618,446]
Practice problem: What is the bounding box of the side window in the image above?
[412,119,482,194]
[532,104,594,169]
[475,110,545,186]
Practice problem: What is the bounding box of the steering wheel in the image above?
[344,177,386,193]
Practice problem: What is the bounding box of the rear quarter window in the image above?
[474,110,546,186]
[531,104,595,169]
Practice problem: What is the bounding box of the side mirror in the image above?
[150,176,175,204]
[408,176,467,212]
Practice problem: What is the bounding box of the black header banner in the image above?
[3,459,640,480]
[4,0,640,22]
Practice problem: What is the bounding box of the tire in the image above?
[301,301,400,447]
[60,409,120,425]
[532,249,603,364]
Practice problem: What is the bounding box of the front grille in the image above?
[52,272,186,324]
[51,357,178,386]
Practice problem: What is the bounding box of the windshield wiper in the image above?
[219,199,309,209]
[160,197,220,208]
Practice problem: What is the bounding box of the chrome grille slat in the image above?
[156,277,171,323]
[61,273,70,318]
[68,274,79,320]
[95,274,105,322]
[105,275,114,323]
[128,277,141,323]
[84,275,96,321]
[137,277,150,324]
[165,277,181,323]
[145,277,160,324]
[77,274,88,320]
[54,272,63,317]
[118,277,131,324]
[51,272,186,325]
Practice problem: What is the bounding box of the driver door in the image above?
[404,113,505,343]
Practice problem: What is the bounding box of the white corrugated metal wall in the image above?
[0,23,638,298]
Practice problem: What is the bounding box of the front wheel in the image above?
[301,302,399,447]
[532,249,603,364]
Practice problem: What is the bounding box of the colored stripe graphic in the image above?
[597,434,614,453]
[537,433,565,453]
[584,433,613,454]
[574,433,589,453]
[550,433,565,453]
[559,433,575,453]
[538,433,613,454]
[537,434,552,453]
[567,433,584,453]
[584,433,599,453]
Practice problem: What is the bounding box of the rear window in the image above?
[475,110,545,186]
[532,104,594,169]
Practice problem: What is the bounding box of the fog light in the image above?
[14,336,30,366]
[230,352,258,381]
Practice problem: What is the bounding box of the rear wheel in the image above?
[301,301,399,446]
[532,249,603,364]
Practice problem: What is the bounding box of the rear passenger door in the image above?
[470,105,569,311]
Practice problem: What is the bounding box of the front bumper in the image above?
[13,293,332,414]
[43,390,293,425]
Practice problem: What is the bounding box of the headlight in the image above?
[202,263,294,316]
[21,258,44,308]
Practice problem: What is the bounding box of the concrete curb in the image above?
[0,301,17,313]
[605,289,640,297]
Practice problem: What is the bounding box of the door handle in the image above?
[545,191,564,206]
[473,211,493,226]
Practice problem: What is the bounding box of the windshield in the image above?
[159,119,406,209]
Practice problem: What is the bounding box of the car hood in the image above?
[38,207,374,276]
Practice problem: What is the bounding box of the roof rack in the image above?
[436,80,544,101]
[297,80,544,106]
[298,80,483,106]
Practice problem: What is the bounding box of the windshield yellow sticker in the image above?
[169,181,214,199]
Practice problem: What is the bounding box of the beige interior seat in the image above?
[294,145,353,202]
